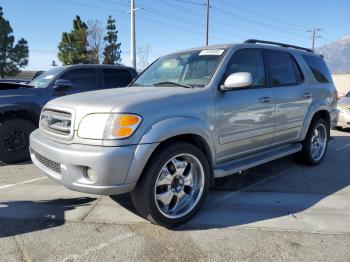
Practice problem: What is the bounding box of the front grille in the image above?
[34,151,61,174]
[40,109,72,138]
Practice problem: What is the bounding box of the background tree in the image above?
[87,20,105,64]
[0,7,29,78]
[58,16,89,65]
[103,16,122,65]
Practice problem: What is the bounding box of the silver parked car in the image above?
[30,40,338,228]
[337,91,350,129]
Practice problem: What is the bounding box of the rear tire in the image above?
[131,142,210,228]
[0,119,36,164]
[297,118,329,166]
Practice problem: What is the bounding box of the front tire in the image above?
[131,142,210,228]
[297,118,329,166]
[0,119,36,164]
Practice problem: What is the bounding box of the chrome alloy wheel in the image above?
[154,153,205,219]
[310,123,327,161]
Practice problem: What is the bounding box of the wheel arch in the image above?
[0,104,41,126]
[125,117,215,185]
[300,108,331,141]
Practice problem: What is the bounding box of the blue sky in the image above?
[2,0,350,70]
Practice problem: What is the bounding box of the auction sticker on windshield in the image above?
[44,75,54,80]
[199,49,225,56]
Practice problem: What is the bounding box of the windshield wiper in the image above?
[152,81,193,88]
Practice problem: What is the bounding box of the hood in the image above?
[46,86,198,129]
[0,82,32,90]
[48,86,190,110]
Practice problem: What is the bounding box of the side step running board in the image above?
[214,143,302,178]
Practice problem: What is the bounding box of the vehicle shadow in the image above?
[0,197,96,238]
[111,134,350,230]
[0,160,33,166]
[1,135,349,234]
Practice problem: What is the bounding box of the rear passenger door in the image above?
[102,68,133,89]
[262,49,307,144]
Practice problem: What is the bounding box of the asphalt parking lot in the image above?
[1,129,350,262]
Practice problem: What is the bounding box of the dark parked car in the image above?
[0,71,44,84]
[0,64,137,163]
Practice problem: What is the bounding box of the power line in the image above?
[142,0,307,44]
[219,0,309,31]
[212,6,309,37]
[98,0,129,8]
[171,0,204,6]
[58,0,128,15]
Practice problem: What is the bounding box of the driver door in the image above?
[215,48,275,162]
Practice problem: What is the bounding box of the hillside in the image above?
[317,37,350,74]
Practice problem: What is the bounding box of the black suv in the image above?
[0,64,137,164]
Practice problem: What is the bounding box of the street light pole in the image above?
[205,0,209,46]
[130,0,136,68]
[307,28,322,51]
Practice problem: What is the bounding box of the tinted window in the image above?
[226,49,265,86]
[60,69,96,90]
[264,50,299,86]
[303,55,333,83]
[346,92,350,97]
[103,69,133,88]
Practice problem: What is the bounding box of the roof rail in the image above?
[244,39,314,53]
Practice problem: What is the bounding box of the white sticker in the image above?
[199,49,225,56]
[44,75,54,80]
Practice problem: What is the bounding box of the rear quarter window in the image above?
[302,55,333,83]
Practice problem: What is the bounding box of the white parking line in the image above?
[335,144,350,152]
[0,177,48,190]
[62,233,135,261]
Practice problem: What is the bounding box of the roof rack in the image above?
[244,39,314,53]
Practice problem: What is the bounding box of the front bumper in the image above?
[30,129,139,195]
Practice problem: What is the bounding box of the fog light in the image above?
[85,168,98,182]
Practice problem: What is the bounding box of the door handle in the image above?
[259,97,271,103]
[54,91,67,96]
[303,93,312,99]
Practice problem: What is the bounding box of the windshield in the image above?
[346,92,350,97]
[131,49,226,88]
[28,67,65,88]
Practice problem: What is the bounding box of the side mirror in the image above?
[221,72,253,91]
[54,79,72,90]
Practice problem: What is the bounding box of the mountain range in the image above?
[317,36,350,74]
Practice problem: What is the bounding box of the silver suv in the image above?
[30,40,338,228]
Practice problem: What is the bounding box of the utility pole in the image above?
[130,0,136,69]
[307,28,322,51]
[205,0,210,46]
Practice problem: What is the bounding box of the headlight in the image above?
[78,113,142,140]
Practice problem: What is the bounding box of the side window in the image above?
[102,69,133,88]
[60,69,97,90]
[264,50,299,86]
[292,57,304,83]
[302,55,333,83]
[226,49,265,87]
